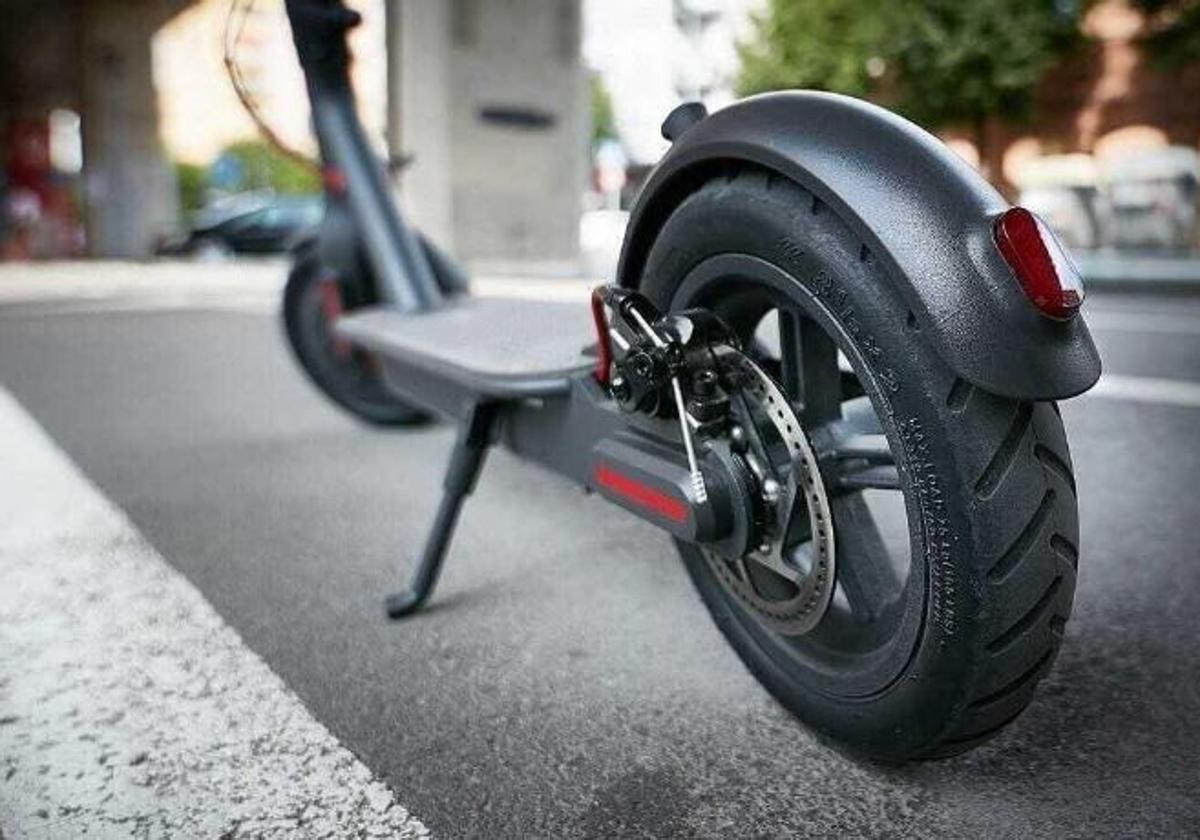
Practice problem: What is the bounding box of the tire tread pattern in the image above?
[930,395,1078,757]
[643,171,1080,761]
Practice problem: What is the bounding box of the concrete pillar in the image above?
[389,0,586,270]
[389,0,456,250]
[79,0,180,258]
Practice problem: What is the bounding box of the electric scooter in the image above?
[278,0,1101,761]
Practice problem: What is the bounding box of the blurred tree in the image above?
[738,0,1083,180]
[220,139,320,195]
[591,74,618,147]
[175,162,209,215]
[738,0,892,100]
[1131,0,1200,67]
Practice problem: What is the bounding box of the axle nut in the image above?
[693,369,718,397]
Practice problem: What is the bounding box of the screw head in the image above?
[631,353,654,378]
[762,478,781,503]
[693,369,718,397]
[729,425,748,453]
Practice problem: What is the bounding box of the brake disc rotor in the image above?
[702,347,836,636]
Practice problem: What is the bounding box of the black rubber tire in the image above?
[282,246,429,427]
[639,169,1079,761]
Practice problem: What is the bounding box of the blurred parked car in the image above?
[1104,148,1199,253]
[1014,148,1200,255]
[160,194,323,259]
[1013,154,1105,250]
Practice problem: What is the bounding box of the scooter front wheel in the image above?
[639,170,1079,761]
[282,245,429,426]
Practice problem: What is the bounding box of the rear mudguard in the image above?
[617,91,1101,400]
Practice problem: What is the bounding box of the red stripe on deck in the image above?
[594,465,688,523]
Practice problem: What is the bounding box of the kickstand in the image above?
[385,402,497,619]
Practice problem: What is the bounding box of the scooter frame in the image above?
[284,0,702,617]
[282,0,1102,618]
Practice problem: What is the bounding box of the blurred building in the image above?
[2,0,587,266]
[5,0,1193,263]
[0,0,346,259]
[945,0,1200,252]
[1,0,187,259]
[390,0,587,269]
[159,0,586,266]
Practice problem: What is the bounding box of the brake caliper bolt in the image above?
[762,477,781,504]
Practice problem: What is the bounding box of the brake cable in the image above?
[222,0,317,170]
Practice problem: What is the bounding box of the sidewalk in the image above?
[2,252,1197,308]
[0,259,595,312]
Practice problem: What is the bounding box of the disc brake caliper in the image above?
[593,287,837,635]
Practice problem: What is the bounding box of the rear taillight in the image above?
[993,207,1084,320]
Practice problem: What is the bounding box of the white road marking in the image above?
[0,388,428,838]
[1085,373,1200,409]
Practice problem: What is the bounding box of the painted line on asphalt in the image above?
[1085,373,1200,408]
[0,387,428,838]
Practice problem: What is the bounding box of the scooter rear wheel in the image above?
[282,244,428,426]
[639,169,1079,761]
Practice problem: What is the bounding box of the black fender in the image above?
[617,92,1101,400]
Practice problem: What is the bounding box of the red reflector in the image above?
[994,207,1084,320]
[594,464,689,523]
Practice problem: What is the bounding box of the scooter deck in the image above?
[336,295,595,400]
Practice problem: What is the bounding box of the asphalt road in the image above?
[1,281,1198,838]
